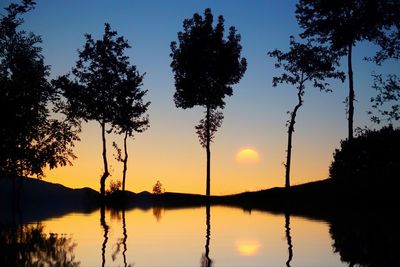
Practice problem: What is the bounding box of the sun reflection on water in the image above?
[235,240,261,256]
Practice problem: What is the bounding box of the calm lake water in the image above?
[1,205,350,267]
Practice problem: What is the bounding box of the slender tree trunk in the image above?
[122,131,128,192]
[347,43,354,140]
[285,83,304,189]
[205,106,211,196]
[100,121,109,197]
[285,212,293,267]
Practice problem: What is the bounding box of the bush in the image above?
[152,180,165,194]
[106,180,121,195]
[329,125,400,187]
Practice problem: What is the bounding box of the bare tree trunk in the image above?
[100,121,109,197]
[347,43,354,140]
[285,82,304,189]
[122,131,128,192]
[206,106,211,196]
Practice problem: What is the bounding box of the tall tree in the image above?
[268,37,344,188]
[296,0,399,140]
[55,23,134,196]
[112,65,150,192]
[170,8,247,196]
[0,0,78,179]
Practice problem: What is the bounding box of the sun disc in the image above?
[236,148,260,164]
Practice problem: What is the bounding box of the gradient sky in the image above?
[2,0,398,194]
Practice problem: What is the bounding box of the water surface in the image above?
[2,206,348,266]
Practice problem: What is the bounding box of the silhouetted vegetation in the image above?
[106,179,122,195]
[369,74,400,124]
[296,0,400,140]
[329,125,400,190]
[0,223,79,266]
[330,211,400,267]
[54,23,147,197]
[170,8,247,196]
[269,37,344,188]
[0,0,78,179]
[152,180,165,194]
[110,55,149,192]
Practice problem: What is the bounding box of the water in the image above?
[1,206,349,266]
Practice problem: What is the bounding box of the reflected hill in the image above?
[0,177,98,224]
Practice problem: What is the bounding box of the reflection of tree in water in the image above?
[0,223,79,266]
[100,205,109,267]
[329,212,400,267]
[285,212,293,267]
[152,206,164,222]
[200,205,213,267]
[110,208,133,267]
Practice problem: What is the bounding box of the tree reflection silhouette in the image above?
[200,205,213,267]
[100,205,109,267]
[152,206,164,222]
[110,208,132,267]
[330,212,400,267]
[285,212,293,267]
[122,209,128,267]
[0,223,79,266]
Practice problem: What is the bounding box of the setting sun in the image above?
[236,148,260,164]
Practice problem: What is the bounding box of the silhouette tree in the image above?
[268,37,344,188]
[369,74,400,124]
[170,8,247,196]
[0,0,78,180]
[369,12,400,125]
[111,64,150,192]
[296,0,399,140]
[55,23,138,196]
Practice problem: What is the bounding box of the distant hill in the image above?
[0,176,99,224]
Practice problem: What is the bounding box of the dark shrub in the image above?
[329,125,400,187]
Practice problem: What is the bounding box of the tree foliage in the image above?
[269,37,344,188]
[329,125,400,186]
[296,0,400,140]
[170,8,246,196]
[111,63,150,192]
[0,0,78,178]
[54,23,143,196]
[369,74,400,124]
[170,8,247,110]
[195,109,223,148]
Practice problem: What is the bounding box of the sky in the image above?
[2,0,398,195]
